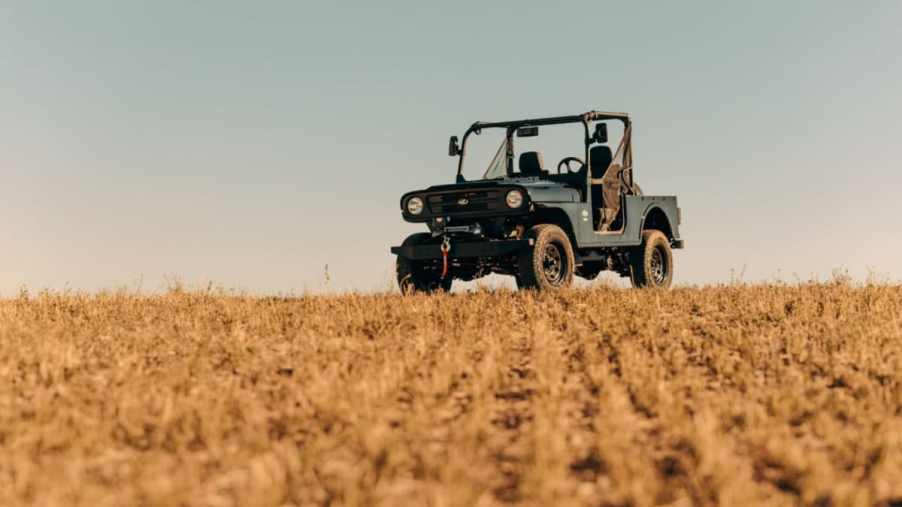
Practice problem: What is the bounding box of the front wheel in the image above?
[396,233,453,294]
[516,224,575,290]
[629,229,673,288]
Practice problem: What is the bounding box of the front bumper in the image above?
[391,239,531,260]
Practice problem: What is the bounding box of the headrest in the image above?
[518,151,544,176]
[589,145,613,179]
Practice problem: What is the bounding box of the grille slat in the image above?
[427,190,502,214]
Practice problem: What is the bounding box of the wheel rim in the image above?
[650,246,667,285]
[542,243,565,284]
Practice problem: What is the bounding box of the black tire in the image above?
[396,233,453,294]
[516,224,575,290]
[629,229,673,289]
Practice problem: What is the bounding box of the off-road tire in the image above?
[396,233,453,294]
[629,229,673,289]
[516,224,575,290]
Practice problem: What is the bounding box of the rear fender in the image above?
[639,204,683,248]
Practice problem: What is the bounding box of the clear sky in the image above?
[2,1,901,294]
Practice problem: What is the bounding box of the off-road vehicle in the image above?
[390,110,684,292]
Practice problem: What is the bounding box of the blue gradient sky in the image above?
[2,2,901,293]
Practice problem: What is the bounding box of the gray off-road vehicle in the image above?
[390,110,684,292]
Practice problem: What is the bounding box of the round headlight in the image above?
[406,196,424,215]
[505,189,524,208]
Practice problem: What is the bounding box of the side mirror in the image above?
[448,136,460,157]
[593,123,608,143]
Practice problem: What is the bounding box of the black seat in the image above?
[518,151,545,177]
[589,145,614,228]
[589,145,613,179]
[589,145,613,205]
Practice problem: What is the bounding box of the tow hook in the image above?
[440,236,451,279]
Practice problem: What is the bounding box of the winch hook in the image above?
[440,236,451,279]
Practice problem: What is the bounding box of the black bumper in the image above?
[391,239,531,260]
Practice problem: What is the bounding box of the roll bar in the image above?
[454,111,631,182]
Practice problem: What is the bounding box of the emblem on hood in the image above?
[457,197,469,205]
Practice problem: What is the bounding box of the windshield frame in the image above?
[480,135,509,180]
[453,111,631,183]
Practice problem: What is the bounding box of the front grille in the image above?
[427,190,503,214]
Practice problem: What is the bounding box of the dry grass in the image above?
[2,284,902,506]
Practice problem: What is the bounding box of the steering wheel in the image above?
[557,157,585,174]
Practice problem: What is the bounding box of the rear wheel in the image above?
[629,229,673,288]
[396,233,453,294]
[516,224,575,290]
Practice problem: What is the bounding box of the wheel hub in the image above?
[650,247,666,284]
[542,244,564,284]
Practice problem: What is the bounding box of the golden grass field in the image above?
[2,283,902,506]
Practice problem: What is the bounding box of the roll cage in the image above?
[454,111,636,192]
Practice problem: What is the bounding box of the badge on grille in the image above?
[457,198,469,205]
